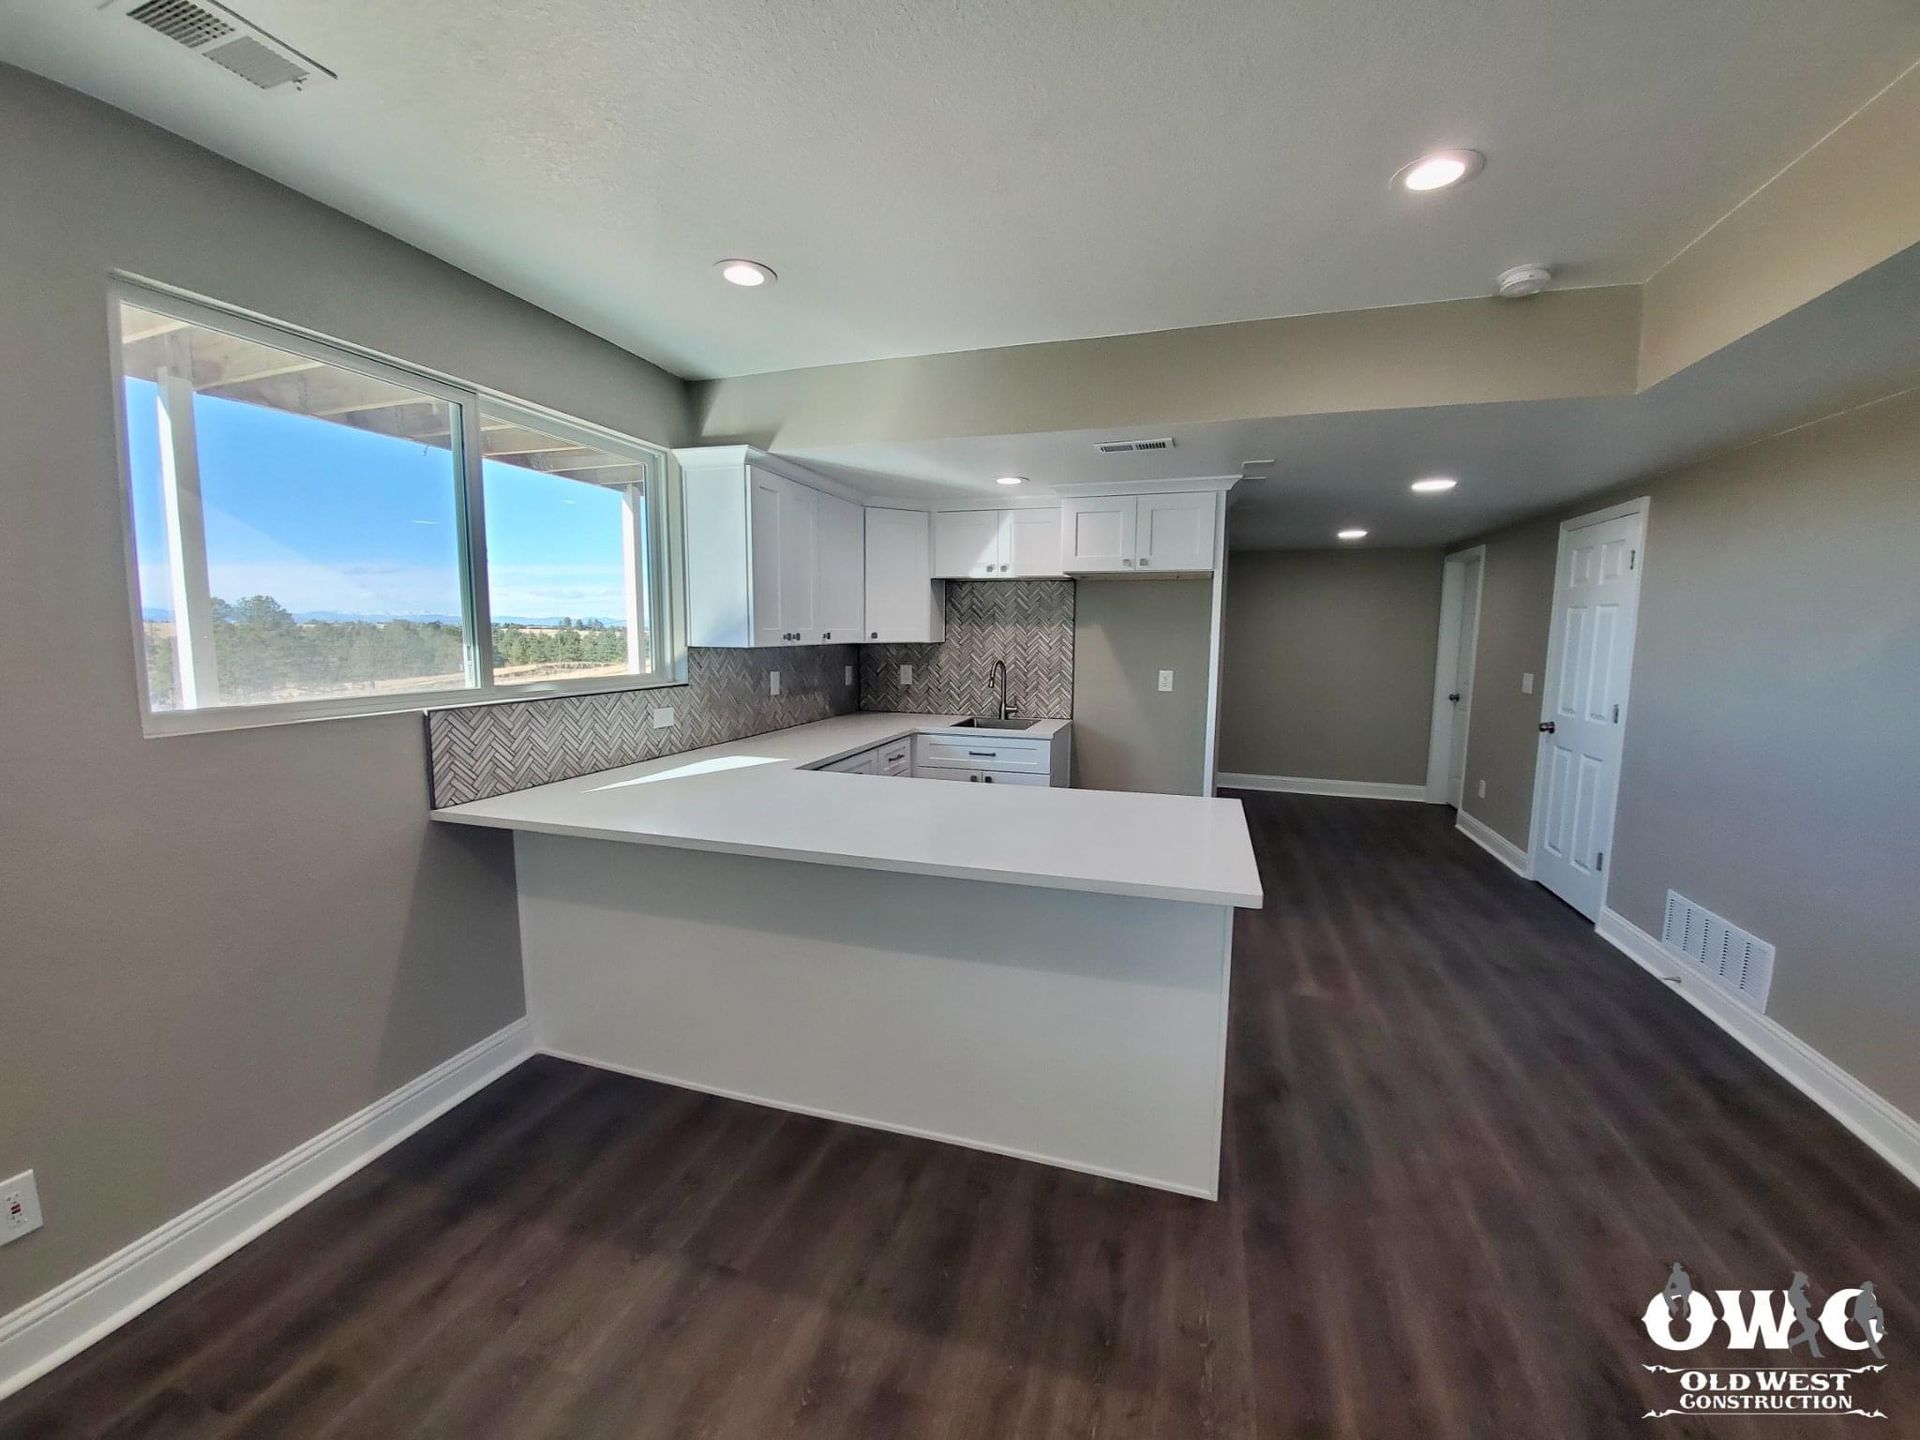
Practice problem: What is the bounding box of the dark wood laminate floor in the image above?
[6,794,1916,1438]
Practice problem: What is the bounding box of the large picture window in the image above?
[112,284,682,734]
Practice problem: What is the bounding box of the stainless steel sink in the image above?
[949,717,1044,731]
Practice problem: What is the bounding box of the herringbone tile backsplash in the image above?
[427,646,858,807]
[861,580,1074,718]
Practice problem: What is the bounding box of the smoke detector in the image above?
[106,0,334,90]
[1495,264,1553,299]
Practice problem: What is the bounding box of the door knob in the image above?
[1539,721,1556,734]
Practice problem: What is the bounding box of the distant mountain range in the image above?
[141,605,621,627]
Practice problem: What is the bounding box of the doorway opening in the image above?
[1425,546,1484,807]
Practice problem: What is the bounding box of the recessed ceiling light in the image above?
[715,258,776,287]
[1337,528,1369,541]
[1393,149,1484,193]
[995,475,1027,486]
[1411,476,1457,493]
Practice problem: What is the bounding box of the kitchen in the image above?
[428,444,1261,1198]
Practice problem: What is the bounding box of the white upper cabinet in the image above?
[746,471,788,646]
[1060,496,1138,573]
[931,509,1003,578]
[813,491,865,641]
[931,507,1065,579]
[1062,492,1217,575]
[1137,492,1216,572]
[682,448,856,648]
[864,508,946,643]
[1004,508,1064,577]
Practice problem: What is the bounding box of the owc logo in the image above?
[1643,1265,1889,1357]
[1637,1264,1892,1420]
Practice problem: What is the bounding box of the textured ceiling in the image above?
[2,0,1915,378]
[792,242,1920,548]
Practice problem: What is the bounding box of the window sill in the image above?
[140,668,690,738]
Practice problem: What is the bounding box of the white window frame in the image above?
[107,277,688,737]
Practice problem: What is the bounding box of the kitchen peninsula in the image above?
[433,712,1262,1197]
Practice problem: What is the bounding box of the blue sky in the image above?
[127,380,628,623]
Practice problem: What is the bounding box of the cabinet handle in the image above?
[1121,558,1133,566]
[1000,563,1010,572]
[870,631,879,639]
[967,750,996,758]
[983,774,995,783]
[1139,558,1150,567]
[969,773,981,782]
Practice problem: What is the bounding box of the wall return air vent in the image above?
[109,0,334,90]
[1094,437,1175,455]
[1661,890,1776,1012]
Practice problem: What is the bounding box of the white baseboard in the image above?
[1596,909,1920,1192]
[0,1019,534,1403]
[1455,809,1532,877]
[1216,772,1431,803]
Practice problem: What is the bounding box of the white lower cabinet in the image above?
[821,749,880,775]
[918,768,1049,787]
[913,733,1053,775]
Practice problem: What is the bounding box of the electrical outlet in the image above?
[2,1171,43,1248]
[844,665,854,686]
[899,664,914,686]
[1521,672,1535,695]
[1157,669,1174,693]
[648,706,674,730]
[1477,778,1487,799]
[768,670,781,697]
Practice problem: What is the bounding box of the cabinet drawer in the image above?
[918,767,1049,787]
[913,734,1051,774]
[876,742,912,776]
[820,747,878,774]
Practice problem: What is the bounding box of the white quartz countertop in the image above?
[430,713,1263,908]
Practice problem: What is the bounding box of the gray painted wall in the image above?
[1072,579,1213,796]
[1462,390,1920,1120]
[0,70,690,1316]
[1217,549,1444,784]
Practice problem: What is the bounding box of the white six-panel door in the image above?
[1530,503,1647,919]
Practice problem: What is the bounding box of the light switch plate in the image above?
[649,706,674,730]
[1477,779,1487,799]
[1157,669,1174,692]
[844,665,854,685]
[1,1171,42,1248]
[899,664,914,686]
[1521,672,1535,694]
[768,670,780,697]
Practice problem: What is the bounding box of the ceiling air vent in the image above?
[1094,437,1175,455]
[110,0,334,90]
